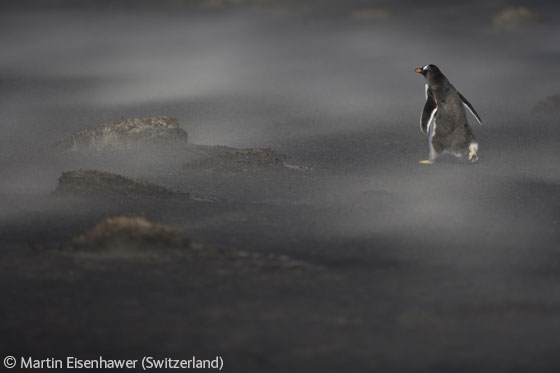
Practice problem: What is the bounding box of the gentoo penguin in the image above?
[415,64,482,164]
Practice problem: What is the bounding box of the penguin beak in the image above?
[415,67,423,73]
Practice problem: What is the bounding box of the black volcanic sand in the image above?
[1,3,560,373]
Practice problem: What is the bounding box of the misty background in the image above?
[1,1,560,372]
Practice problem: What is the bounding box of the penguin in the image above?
[415,64,482,164]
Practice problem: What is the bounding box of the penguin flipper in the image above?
[420,88,437,134]
[458,92,482,125]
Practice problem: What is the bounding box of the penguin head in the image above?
[415,64,446,87]
[415,64,442,78]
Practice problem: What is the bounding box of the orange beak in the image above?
[415,68,423,73]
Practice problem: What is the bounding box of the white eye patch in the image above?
[422,64,429,71]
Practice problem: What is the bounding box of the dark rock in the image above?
[533,95,560,114]
[67,216,188,252]
[183,143,235,161]
[54,116,188,152]
[62,215,310,269]
[184,148,287,172]
[493,7,540,30]
[54,169,182,199]
[62,216,225,257]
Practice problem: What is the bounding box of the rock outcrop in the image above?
[62,215,309,269]
[54,169,181,199]
[67,216,188,252]
[184,148,287,172]
[55,116,188,152]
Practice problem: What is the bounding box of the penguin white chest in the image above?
[428,116,436,147]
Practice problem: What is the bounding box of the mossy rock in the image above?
[54,116,188,152]
[63,216,220,258]
[68,216,187,252]
[62,216,309,270]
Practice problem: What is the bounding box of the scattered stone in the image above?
[54,116,188,152]
[184,148,287,173]
[54,169,182,199]
[350,7,391,20]
[493,7,540,30]
[533,95,560,114]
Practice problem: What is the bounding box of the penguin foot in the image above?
[419,159,434,164]
[468,143,479,163]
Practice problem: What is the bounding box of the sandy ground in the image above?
[1,2,560,372]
